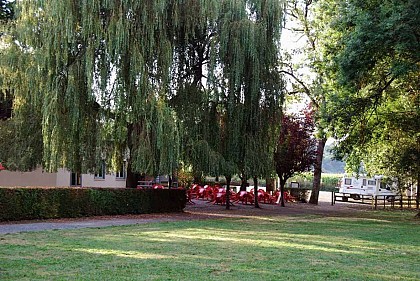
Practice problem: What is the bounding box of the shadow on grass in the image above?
[1,212,419,280]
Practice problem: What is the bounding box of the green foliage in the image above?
[287,173,342,191]
[323,0,420,183]
[170,1,284,181]
[0,0,13,21]
[0,187,186,221]
[1,0,285,182]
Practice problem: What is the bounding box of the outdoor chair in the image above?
[186,189,195,205]
[212,190,226,205]
[236,191,253,204]
[284,191,297,202]
[197,186,206,200]
[204,185,214,201]
[189,184,200,199]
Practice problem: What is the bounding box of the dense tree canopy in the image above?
[274,110,317,207]
[3,0,416,213]
[1,0,285,193]
[0,0,13,21]
[324,0,419,187]
[280,0,419,206]
[279,0,333,204]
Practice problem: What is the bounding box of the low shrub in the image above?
[286,173,342,191]
[289,189,310,203]
[0,187,186,221]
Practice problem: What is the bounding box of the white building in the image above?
[0,167,127,188]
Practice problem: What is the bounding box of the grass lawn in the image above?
[1,211,419,280]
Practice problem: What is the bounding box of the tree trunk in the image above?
[309,137,327,204]
[126,162,139,188]
[240,174,247,191]
[193,172,202,184]
[125,122,139,188]
[276,177,286,207]
[253,176,260,208]
[266,178,275,193]
[226,175,231,210]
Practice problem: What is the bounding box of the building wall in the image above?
[56,169,72,187]
[1,168,127,188]
[57,169,126,188]
[0,167,57,187]
[80,173,127,188]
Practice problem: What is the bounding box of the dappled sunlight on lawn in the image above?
[143,230,366,255]
[2,212,419,281]
[365,272,419,281]
[88,227,380,256]
[72,248,170,260]
[72,218,419,260]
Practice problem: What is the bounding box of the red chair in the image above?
[230,190,238,202]
[213,191,226,205]
[204,185,214,201]
[189,184,200,199]
[235,191,253,204]
[257,189,274,204]
[186,188,196,204]
[197,186,206,200]
[273,190,297,203]
[283,191,296,202]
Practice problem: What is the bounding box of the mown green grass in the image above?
[1,211,419,281]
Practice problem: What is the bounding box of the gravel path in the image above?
[0,212,197,234]
[0,191,371,234]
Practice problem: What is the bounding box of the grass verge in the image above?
[1,211,419,280]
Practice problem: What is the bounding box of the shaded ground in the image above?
[0,192,376,234]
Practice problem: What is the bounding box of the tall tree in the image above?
[169,1,284,209]
[274,110,317,207]
[213,1,283,209]
[0,0,14,121]
[280,0,331,204]
[323,0,420,211]
[1,0,43,171]
[3,1,284,195]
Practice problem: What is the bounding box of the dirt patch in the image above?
[0,196,382,234]
[0,199,373,226]
[184,198,374,220]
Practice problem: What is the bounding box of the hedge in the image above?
[0,187,186,221]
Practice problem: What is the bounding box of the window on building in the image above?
[70,172,81,186]
[116,161,126,179]
[367,180,376,186]
[94,161,106,179]
[344,178,352,185]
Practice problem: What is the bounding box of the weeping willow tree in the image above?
[169,0,284,209]
[4,0,183,185]
[212,1,283,209]
[3,0,284,193]
[0,1,44,171]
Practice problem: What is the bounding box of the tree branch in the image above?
[279,70,319,108]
